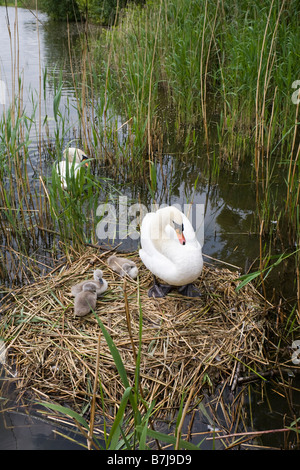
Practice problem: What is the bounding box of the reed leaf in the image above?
[135,425,200,450]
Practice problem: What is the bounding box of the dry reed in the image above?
[0,246,273,415]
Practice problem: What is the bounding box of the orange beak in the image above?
[176,229,186,245]
[81,155,89,167]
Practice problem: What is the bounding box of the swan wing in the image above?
[139,212,185,282]
[139,212,169,273]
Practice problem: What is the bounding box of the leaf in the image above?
[235,271,262,291]
[236,248,300,292]
[107,386,132,449]
[38,401,90,431]
[53,83,63,121]
[136,426,200,450]
[93,312,130,389]
[92,312,141,427]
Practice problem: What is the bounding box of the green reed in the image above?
[87,0,300,327]
[95,0,299,237]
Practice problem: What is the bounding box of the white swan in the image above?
[139,206,203,297]
[107,255,138,279]
[56,147,89,189]
[71,269,108,297]
[74,283,97,317]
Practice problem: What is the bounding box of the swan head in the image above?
[153,206,186,246]
[63,147,89,166]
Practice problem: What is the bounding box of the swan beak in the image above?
[81,155,89,167]
[176,229,186,245]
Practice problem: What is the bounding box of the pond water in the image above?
[0,7,299,450]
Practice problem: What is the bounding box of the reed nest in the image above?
[0,247,272,414]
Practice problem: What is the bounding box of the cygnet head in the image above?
[93,269,104,285]
[82,282,97,293]
[122,263,138,279]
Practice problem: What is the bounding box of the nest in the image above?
[0,247,272,414]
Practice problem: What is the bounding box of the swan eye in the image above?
[173,221,182,232]
[81,154,89,166]
[173,220,186,245]
[173,221,185,233]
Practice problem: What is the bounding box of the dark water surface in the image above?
[0,7,299,450]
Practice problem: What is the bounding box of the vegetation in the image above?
[2,246,296,449]
[0,0,299,450]
[1,0,298,306]
[37,0,146,24]
[37,0,81,21]
[99,0,300,238]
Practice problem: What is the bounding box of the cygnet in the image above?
[74,283,97,317]
[71,269,108,297]
[107,255,138,279]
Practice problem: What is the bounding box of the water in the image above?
[0,6,299,450]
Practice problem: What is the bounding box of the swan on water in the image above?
[56,147,89,189]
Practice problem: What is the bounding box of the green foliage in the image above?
[104,0,299,137]
[236,249,300,292]
[95,0,300,240]
[77,0,123,25]
[38,0,81,21]
[38,0,146,24]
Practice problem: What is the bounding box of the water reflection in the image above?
[0,8,48,108]
[0,406,85,450]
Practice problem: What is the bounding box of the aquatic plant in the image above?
[95,0,299,239]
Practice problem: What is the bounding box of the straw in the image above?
[0,246,272,414]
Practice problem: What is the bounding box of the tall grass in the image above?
[0,2,299,449]
[95,0,299,240]
[0,6,119,284]
[88,0,300,328]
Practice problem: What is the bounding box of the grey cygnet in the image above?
[74,282,97,317]
[107,255,138,279]
[71,269,108,297]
